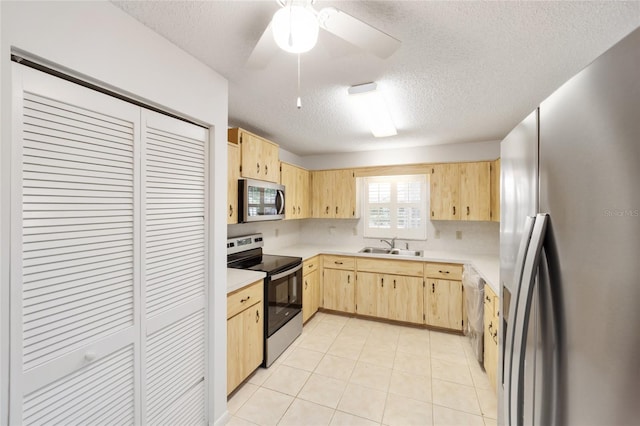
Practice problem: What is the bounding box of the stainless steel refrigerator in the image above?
[499,26,640,425]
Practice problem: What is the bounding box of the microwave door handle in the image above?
[276,190,285,215]
[508,213,548,426]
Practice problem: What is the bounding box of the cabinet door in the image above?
[262,140,280,183]
[483,299,498,390]
[460,161,491,221]
[335,169,357,218]
[323,268,355,313]
[311,170,334,218]
[298,168,310,218]
[355,272,379,317]
[228,143,240,224]
[388,275,423,324]
[303,269,320,323]
[280,162,297,220]
[430,164,460,220]
[240,132,263,180]
[491,159,501,222]
[425,279,463,330]
[227,300,263,394]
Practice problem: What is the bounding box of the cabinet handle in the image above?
[467,206,470,216]
[347,275,351,284]
[229,204,233,217]
[325,206,329,214]
[305,280,308,289]
[256,162,260,174]
[292,206,296,214]
[381,277,384,287]
[309,264,313,268]
[335,206,338,214]
[453,206,456,216]
[334,261,343,265]
[240,296,251,303]
[265,164,268,175]
[432,282,435,293]
[256,309,260,323]
[438,270,450,274]
[394,280,396,289]
[298,206,301,214]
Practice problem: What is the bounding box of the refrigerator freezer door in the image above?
[539,27,640,425]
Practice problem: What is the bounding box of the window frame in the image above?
[362,174,428,240]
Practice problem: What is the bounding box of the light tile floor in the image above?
[228,312,497,426]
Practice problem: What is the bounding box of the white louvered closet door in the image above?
[11,64,141,425]
[141,110,208,425]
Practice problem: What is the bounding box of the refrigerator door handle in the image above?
[508,213,549,426]
[504,215,536,424]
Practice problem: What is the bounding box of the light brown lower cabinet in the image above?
[355,272,423,324]
[227,281,263,395]
[322,268,355,313]
[424,279,463,331]
[303,257,320,322]
[483,285,499,390]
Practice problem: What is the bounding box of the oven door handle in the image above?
[270,263,302,281]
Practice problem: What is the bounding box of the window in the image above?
[363,175,428,239]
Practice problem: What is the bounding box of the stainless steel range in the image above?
[227,234,303,367]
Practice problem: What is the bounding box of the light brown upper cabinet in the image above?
[490,158,501,222]
[311,169,357,219]
[227,143,240,224]
[430,162,491,221]
[228,128,280,183]
[280,162,310,219]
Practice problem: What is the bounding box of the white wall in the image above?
[300,139,500,170]
[0,2,229,425]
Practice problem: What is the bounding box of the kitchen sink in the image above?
[359,247,392,254]
[359,247,424,257]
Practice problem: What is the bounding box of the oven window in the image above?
[267,268,302,336]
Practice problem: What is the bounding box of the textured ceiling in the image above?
[112,1,640,156]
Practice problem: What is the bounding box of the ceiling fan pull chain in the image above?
[296,53,302,109]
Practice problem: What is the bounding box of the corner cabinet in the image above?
[281,162,310,219]
[322,256,356,313]
[424,263,464,331]
[227,281,264,395]
[430,162,491,221]
[302,257,320,322]
[228,142,240,224]
[228,127,280,183]
[311,169,358,219]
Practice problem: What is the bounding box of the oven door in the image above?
[266,263,302,337]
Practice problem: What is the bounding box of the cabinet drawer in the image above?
[356,257,424,277]
[323,255,355,270]
[304,256,319,275]
[227,280,263,319]
[425,263,463,280]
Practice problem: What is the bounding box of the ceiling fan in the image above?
[247,0,401,68]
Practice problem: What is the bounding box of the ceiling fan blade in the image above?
[246,22,279,69]
[319,8,401,59]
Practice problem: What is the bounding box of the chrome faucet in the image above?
[380,237,397,249]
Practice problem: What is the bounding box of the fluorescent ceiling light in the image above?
[348,82,397,138]
[272,5,319,54]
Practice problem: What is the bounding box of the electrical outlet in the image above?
[456,231,462,240]
[434,230,440,239]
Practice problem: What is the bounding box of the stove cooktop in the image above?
[228,252,301,276]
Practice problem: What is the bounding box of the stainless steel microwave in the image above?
[238,179,285,223]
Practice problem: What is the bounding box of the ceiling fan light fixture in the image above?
[348,82,397,138]
[272,5,319,54]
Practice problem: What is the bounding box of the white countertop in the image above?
[265,244,500,295]
[227,268,266,293]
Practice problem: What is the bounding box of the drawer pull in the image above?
[334,261,343,265]
[309,264,314,268]
[240,296,251,303]
[438,270,450,274]
[256,309,260,323]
